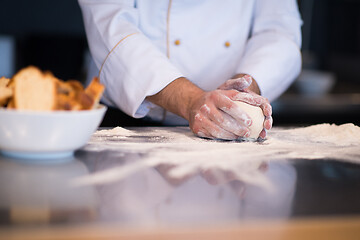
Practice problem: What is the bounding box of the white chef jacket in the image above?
[79,0,302,124]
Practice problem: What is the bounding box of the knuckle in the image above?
[199,104,211,114]
[226,89,240,99]
[227,101,236,111]
[194,113,204,124]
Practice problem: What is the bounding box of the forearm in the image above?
[146,77,204,121]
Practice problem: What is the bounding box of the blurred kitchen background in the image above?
[0,0,359,126]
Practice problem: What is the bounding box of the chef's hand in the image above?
[188,89,253,140]
[218,74,273,139]
[147,77,253,140]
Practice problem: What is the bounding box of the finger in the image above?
[200,104,250,137]
[231,91,265,106]
[192,106,226,139]
[231,91,272,118]
[259,101,272,118]
[207,122,239,140]
[192,113,212,139]
[201,168,239,185]
[194,113,238,140]
[259,129,267,139]
[259,116,272,140]
[199,103,223,123]
[219,113,251,137]
[201,169,221,185]
[197,130,211,139]
[212,91,253,127]
[218,75,252,91]
[264,116,273,130]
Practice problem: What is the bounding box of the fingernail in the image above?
[238,75,250,85]
[244,75,252,83]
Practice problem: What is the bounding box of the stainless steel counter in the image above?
[0,127,360,239]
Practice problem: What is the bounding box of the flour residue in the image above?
[94,126,135,136]
[281,123,360,146]
[77,124,360,187]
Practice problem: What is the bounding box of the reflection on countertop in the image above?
[0,126,359,229]
[76,149,296,226]
[0,148,297,227]
[0,157,97,225]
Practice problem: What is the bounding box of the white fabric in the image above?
[79,0,302,123]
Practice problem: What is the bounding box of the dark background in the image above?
[0,0,86,81]
[0,0,360,125]
[299,0,360,93]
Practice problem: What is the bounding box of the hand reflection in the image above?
[78,150,297,224]
[200,162,268,185]
[155,161,269,200]
[155,164,195,187]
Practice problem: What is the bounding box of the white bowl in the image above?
[0,105,107,160]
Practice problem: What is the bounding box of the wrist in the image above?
[146,77,204,121]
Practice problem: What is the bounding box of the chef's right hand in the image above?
[188,89,253,140]
[147,77,253,140]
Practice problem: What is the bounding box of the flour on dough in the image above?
[235,101,264,140]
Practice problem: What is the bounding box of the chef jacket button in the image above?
[174,39,181,46]
[225,41,231,47]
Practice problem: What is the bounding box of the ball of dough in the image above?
[234,101,264,140]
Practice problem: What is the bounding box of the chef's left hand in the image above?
[218,74,273,139]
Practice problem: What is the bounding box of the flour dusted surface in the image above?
[78,124,360,187]
[87,123,360,163]
[95,126,135,136]
[282,123,360,147]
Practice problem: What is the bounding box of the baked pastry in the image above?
[13,66,57,111]
[0,77,13,106]
[0,66,105,111]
